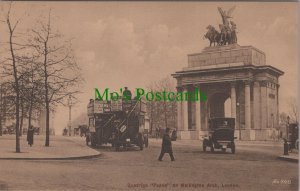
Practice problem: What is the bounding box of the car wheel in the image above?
[231,142,235,154]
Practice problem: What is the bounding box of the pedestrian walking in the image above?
[27,125,34,147]
[158,128,175,161]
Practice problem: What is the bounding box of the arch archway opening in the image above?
[209,93,230,118]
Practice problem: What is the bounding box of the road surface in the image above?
[0,138,298,191]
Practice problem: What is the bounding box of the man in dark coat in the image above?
[27,126,34,147]
[158,128,175,161]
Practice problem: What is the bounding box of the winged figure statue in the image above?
[218,6,236,26]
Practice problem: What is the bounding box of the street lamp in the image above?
[236,102,241,140]
[286,115,290,140]
[68,95,73,136]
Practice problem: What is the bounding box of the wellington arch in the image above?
[172,44,284,140]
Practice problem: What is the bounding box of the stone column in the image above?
[260,81,267,129]
[182,86,189,131]
[204,101,208,130]
[253,81,261,129]
[195,85,201,132]
[245,81,251,129]
[176,87,182,130]
[230,82,237,119]
[276,84,280,128]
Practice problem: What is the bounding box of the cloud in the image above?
[265,17,297,36]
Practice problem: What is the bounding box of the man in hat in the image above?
[158,128,175,161]
[123,87,132,101]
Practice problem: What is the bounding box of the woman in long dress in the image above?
[27,126,34,147]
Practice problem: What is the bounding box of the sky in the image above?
[0,2,298,133]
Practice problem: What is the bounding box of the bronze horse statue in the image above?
[204,24,237,47]
[204,25,221,47]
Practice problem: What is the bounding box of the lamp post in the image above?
[283,115,291,155]
[237,102,241,140]
[68,95,72,136]
[286,115,290,140]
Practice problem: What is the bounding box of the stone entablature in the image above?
[186,44,266,69]
[175,65,283,88]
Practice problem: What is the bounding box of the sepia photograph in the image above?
[0,1,298,191]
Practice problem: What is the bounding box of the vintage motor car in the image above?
[202,117,236,154]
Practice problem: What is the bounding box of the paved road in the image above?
[0,139,298,191]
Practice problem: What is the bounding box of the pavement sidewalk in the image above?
[278,149,299,162]
[0,135,101,160]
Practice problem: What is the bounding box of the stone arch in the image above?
[208,92,230,118]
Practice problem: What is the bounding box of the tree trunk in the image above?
[19,97,24,137]
[0,85,2,136]
[28,70,36,131]
[45,101,50,146]
[28,108,32,131]
[0,114,2,136]
[9,25,20,153]
[43,38,50,147]
[15,96,20,153]
[28,91,33,132]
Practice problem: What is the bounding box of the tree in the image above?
[146,82,156,134]
[18,55,44,135]
[29,10,82,146]
[146,76,177,134]
[279,112,288,124]
[3,4,22,152]
[288,97,298,123]
[0,83,7,136]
